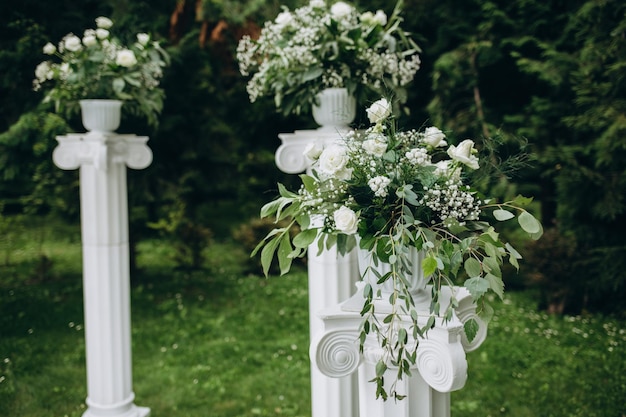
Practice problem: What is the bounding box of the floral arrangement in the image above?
[253,98,543,399]
[236,0,421,116]
[33,16,170,126]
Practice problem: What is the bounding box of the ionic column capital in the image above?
[275,129,349,174]
[53,133,152,171]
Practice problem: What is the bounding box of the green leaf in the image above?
[464,257,482,277]
[260,199,281,218]
[505,242,522,259]
[477,302,494,322]
[277,234,293,276]
[505,242,521,270]
[485,273,505,299]
[375,360,388,377]
[518,211,542,234]
[398,328,408,344]
[493,209,515,221]
[260,235,281,277]
[464,318,479,342]
[299,174,317,192]
[277,183,298,199]
[293,228,318,248]
[302,66,324,82]
[483,256,502,278]
[511,195,533,206]
[464,276,490,299]
[422,256,438,276]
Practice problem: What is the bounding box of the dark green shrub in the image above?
[524,227,580,314]
[148,202,213,270]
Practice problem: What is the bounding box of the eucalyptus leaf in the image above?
[518,211,542,234]
[493,209,515,221]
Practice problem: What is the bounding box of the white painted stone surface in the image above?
[53,132,151,417]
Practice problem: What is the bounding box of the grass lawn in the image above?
[1,216,625,417]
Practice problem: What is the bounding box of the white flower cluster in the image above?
[33,16,169,123]
[420,181,481,225]
[300,98,484,235]
[236,0,421,114]
[368,175,392,197]
[405,148,430,166]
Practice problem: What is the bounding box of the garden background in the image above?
[1,0,625,416]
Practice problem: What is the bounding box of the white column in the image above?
[311,284,487,417]
[276,130,360,417]
[53,132,152,417]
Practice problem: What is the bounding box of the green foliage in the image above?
[148,202,213,270]
[2,0,626,318]
[417,0,626,314]
[33,16,170,126]
[199,0,276,24]
[0,110,77,216]
[1,219,625,416]
[236,0,421,115]
[253,107,543,400]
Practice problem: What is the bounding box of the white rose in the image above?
[374,10,387,26]
[303,142,323,161]
[330,1,353,19]
[83,35,97,47]
[366,98,392,124]
[96,28,109,40]
[360,11,375,25]
[34,61,52,82]
[362,137,387,157]
[422,127,447,147]
[59,62,70,75]
[310,0,325,8]
[447,139,480,170]
[43,42,56,55]
[95,16,113,29]
[333,206,359,234]
[434,160,462,181]
[63,35,82,52]
[115,49,137,67]
[433,160,450,176]
[275,11,293,27]
[318,144,349,177]
[137,33,150,46]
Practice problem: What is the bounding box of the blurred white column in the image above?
[53,132,152,417]
[276,129,360,417]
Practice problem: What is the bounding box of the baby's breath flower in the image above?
[236,1,420,116]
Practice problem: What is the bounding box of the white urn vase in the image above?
[79,99,123,133]
[357,246,432,311]
[311,88,356,132]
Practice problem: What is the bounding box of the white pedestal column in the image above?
[310,284,487,417]
[276,129,360,417]
[53,132,152,417]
